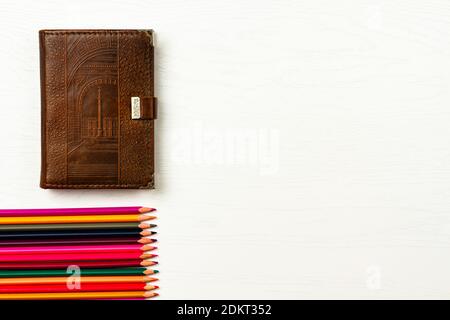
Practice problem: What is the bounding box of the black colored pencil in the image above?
[0,229,151,240]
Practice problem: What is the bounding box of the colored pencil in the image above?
[138,223,155,229]
[0,237,156,246]
[0,214,155,225]
[0,291,158,299]
[0,229,156,240]
[0,283,158,293]
[0,252,157,262]
[0,260,157,269]
[0,207,154,216]
[0,222,149,232]
[0,206,158,299]
[140,253,159,259]
[96,298,147,300]
[0,276,157,285]
[0,244,155,254]
[0,267,155,277]
[141,260,159,267]
[0,214,155,224]
[141,229,157,237]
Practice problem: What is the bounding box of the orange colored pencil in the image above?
[0,214,155,225]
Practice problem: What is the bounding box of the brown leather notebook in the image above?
[39,30,156,189]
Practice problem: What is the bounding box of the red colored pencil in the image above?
[0,237,155,247]
[0,283,158,293]
[0,244,152,255]
[0,260,157,270]
[0,207,154,217]
[0,252,157,262]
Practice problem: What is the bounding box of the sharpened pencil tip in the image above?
[144,284,159,290]
[141,245,157,251]
[144,269,159,275]
[138,215,156,222]
[141,261,158,267]
[143,276,158,282]
[144,292,159,298]
[139,207,156,213]
[141,230,157,236]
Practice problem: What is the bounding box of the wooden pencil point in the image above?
[138,223,157,229]
[139,207,155,213]
[140,253,158,259]
[144,292,159,298]
[143,269,159,275]
[138,238,153,244]
[143,276,158,282]
[138,215,156,222]
[140,260,158,267]
[140,230,157,236]
[140,245,156,251]
[144,285,159,290]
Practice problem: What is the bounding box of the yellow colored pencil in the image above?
[0,291,158,300]
[0,214,155,225]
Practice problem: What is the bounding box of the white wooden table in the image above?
[0,0,449,299]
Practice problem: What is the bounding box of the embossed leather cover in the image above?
[40,30,156,189]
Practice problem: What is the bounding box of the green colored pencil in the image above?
[0,267,159,278]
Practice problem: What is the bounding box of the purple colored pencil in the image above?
[0,207,154,217]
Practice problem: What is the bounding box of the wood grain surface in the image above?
[0,0,449,299]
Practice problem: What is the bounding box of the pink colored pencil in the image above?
[0,252,157,262]
[0,207,154,217]
[0,244,149,255]
[95,298,147,300]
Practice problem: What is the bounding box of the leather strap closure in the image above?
[131,96,157,120]
[141,96,157,120]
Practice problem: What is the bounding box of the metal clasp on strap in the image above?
[131,96,157,120]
